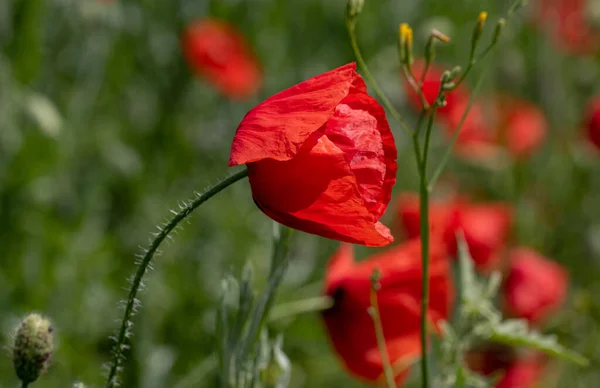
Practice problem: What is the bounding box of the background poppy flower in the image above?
[322,240,454,384]
[503,247,568,325]
[447,96,547,162]
[494,97,547,158]
[445,202,513,272]
[181,19,262,98]
[229,63,397,246]
[396,192,458,240]
[397,193,513,271]
[535,0,599,54]
[468,345,545,388]
[585,96,600,151]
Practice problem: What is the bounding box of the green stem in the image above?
[427,65,489,191]
[370,287,398,388]
[346,19,414,136]
[21,382,29,388]
[419,109,437,388]
[105,169,249,388]
[268,296,334,322]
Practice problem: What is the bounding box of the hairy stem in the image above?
[105,169,249,388]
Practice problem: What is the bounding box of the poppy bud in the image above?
[229,63,397,246]
[12,313,54,385]
[585,96,600,151]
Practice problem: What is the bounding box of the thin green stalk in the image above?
[427,65,489,191]
[418,109,437,388]
[105,169,249,388]
[268,296,334,322]
[402,65,430,111]
[21,382,29,388]
[370,286,397,388]
[346,19,414,136]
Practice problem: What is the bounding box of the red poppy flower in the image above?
[450,96,547,162]
[536,0,599,54]
[322,240,453,384]
[494,98,547,158]
[181,19,262,98]
[584,96,600,150]
[396,193,512,271]
[467,346,545,388]
[396,192,457,240]
[445,202,513,272]
[503,247,568,325]
[229,63,397,246]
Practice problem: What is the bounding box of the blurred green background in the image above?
[1,0,600,387]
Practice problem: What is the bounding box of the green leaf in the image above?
[485,319,589,367]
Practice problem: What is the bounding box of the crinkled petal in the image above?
[229,63,365,166]
[247,135,393,246]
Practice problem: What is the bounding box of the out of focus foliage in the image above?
[1,0,599,387]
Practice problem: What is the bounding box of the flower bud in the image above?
[471,12,488,58]
[347,0,364,20]
[398,23,414,66]
[492,18,505,45]
[12,313,54,384]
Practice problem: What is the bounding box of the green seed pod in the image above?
[12,313,54,385]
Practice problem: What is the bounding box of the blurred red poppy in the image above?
[402,63,546,161]
[182,19,262,98]
[229,63,397,246]
[468,346,545,388]
[536,0,599,54]
[397,193,512,272]
[585,96,600,150]
[396,192,458,240]
[494,97,548,158]
[503,247,568,325]
[321,240,453,384]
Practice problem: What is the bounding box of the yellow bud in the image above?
[478,11,488,24]
[398,23,413,65]
[470,11,488,59]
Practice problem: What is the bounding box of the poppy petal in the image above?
[229,63,363,166]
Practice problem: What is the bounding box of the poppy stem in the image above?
[418,106,437,388]
[104,168,249,388]
[427,65,489,191]
[268,296,334,322]
[346,18,414,136]
[369,270,398,388]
